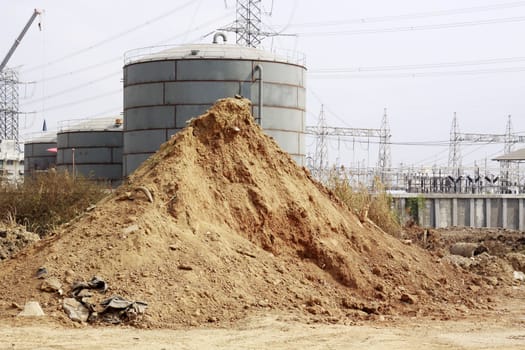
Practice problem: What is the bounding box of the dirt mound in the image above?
[0,98,482,327]
[0,222,40,260]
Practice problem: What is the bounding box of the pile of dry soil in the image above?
[0,223,40,261]
[0,98,487,327]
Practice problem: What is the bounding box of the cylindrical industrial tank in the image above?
[24,132,57,174]
[122,41,306,177]
[56,117,123,184]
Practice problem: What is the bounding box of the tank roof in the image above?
[58,116,123,133]
[124,43,306,66]
[24,131,57,143]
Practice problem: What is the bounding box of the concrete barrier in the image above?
[391,193,525,229]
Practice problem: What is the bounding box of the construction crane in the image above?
[0,8,42,72]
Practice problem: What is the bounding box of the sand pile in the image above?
[0,98,484,327]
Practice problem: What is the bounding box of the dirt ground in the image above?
[2,287,525,350]
[2,98,525,348]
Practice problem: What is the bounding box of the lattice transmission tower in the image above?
[448,112,461,175]
[0,68,20,145]
[305,109,391,185]
[447,114,524,184]
[377,108,391,183]
[312,104,328,173]
[222,0,264,47]
[501,115,519,185]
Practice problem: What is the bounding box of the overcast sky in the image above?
[2,0,525,172]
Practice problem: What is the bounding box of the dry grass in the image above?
[325,168,401,237]
[0,171,107,235]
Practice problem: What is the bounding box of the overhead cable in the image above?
[23,0,196,73]
[288,1,525,27]
[297,16,525,37]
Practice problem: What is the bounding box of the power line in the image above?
[35,88,122,113]
[21,11,234,84]
[23,0,196,73]
[287,1,525,28]
[310,56,525,73]
[20,12,234,106]
[22,71,121,105]
[308,66,525,79]
[296,16,525,37]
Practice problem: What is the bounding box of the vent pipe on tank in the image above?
[254,64,263,125]
[212,32,227,44]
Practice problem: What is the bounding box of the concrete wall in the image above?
[392,193,525,230]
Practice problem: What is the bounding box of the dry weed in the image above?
[0,171,107,236]
[325,167,401,237]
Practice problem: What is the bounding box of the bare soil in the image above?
[0,98,524,348]
[2,289,525,349]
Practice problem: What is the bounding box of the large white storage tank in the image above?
[123,40,306,176]
[56,117,123,184]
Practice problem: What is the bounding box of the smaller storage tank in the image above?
[56,117,123,184]
[24,132,57,174]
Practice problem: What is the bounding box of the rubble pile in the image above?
[0,223,40,260]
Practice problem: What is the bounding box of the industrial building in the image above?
[0,139,23,182]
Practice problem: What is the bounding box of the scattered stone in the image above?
[468,285,481,293]
[236,249,256,258]
[169,244,178,251]
[17,301,45,317]
[122,224,140,235]
[207,316,218,323]
[513,271,525,281]
[63,298,90,323]
[400,293,417,304]
[36,266,48,279]
[86,204,97,212]
[71,276,108,297]
[11,302,22,310]
[506,253,525,272]
[100,295,148,323]
[450,242,488,258]
[178,264,193,271]
[40,277,62,293]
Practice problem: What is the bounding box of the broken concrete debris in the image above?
[65,276,147,324]
[450,242,489,258]
[36,266,48,279]
[100,296,148,324]
[71,276,107,296]
[40,276,63,294]
[17,301,45,317]
[63,298,90,323]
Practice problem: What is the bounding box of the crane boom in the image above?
[0,8,42,73]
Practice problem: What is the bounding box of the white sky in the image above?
[1,0,525,172]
